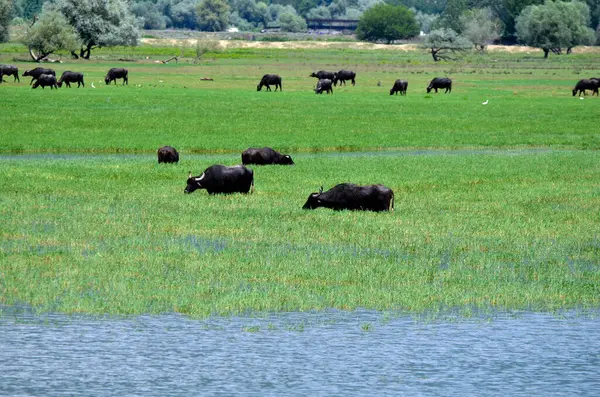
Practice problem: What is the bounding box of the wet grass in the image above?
[1,45,600,317]
[1,151,599,316]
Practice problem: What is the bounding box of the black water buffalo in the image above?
[390,79,408,96]
[157,146,179,164]
[57,71,84,88]
[572,79,599,96]
[427,77,452,93]
[32,74,58,89]
[310,70,336,80]
[315,79,333,94]
[184,165,254,195]
[105,68,128,85]
[23,67,55,85]
[332,70,356,86]
[0,64,20,82]
[242,147,294,165]
[302,183,394,212]
[257,74,282,91]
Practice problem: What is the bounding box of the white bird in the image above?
[482,100,489,105]
[91,82,96,88]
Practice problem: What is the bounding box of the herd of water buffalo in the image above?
[2,62,598,212]
[157,145,395,212]
[2,63,598,96]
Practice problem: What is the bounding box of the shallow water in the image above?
[1,308,599,396]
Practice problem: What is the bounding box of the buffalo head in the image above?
[302,186,324,209]
[184,171,205,194]
[105,75,111,85]
[280,154,294,165]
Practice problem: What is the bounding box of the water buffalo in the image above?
[157,146,179,164]
[32,74,58,90]
[105,68,128,85]
[315,79,333,94]
[427,77,452,94]
[23,67,55,85]
[310,70,336,80]
[0,64,20,83]
[242,147,294,165]
[302,183,394,212]
[390,79,408,96]
[572,79,599,96]
[332,70,356,86]
[184,165,254,195]
[257,74,282,92]
[57,71,84,88]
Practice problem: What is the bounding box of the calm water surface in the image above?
[1,308,599,396]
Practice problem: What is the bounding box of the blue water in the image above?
[1,308,599,396]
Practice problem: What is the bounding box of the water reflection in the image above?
[1,307,599,396]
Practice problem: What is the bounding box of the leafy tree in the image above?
[460,7,502,52]
[132,2,169,29]
[355,4,419,43]
[0,0,12,43]
[412,8,438,33]
[434,0,467,33]
[278,9,307,31]
[515,0,595,58]
[489,0,543,40]
[17,0,44,20]
[196,0,230,31]
[52,0,139,59]
[22,6,79,61]
[170,1,199,29]
[386,0,446,14]
[306,5,332,19]
[422,28,472,61]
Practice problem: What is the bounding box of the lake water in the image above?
[1,307,599,396]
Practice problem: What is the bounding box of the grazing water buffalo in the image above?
[32,74,58,90]
[157,146,179,164]
[184,165,254,195]
[242,147,294,165]
[105,68,128,85]
[302,183,394,212]
[23,67,55,85]
[427,77,452,93]
[390,79,408,96]
[332,70,356,86]
[0,65,20,82]
[310,70,336,80]
[572,79,599,96]
[57,71,84,88]
[257,74,282,91]
[315,79,333,94]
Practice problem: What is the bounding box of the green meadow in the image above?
[1,43,599,317]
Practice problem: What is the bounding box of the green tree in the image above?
[460,8,502,52]
[278,9,307,31]
[515,0,595,58]
[22,6,79,61]
[0,0,12,43]
[489,0,543,40]
[355,4,419,43]
[52,0,139,59]
[434,0,468,33]
[196,0,230,31]
[17,0,44,20]
[422,28,472,61]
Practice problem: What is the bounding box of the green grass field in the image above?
[1,43,599,317]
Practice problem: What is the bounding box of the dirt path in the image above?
[141,38,600,54]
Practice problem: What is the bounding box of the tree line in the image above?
[1,0,599,61]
